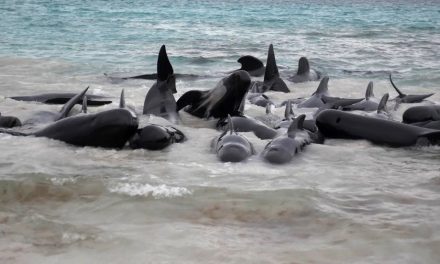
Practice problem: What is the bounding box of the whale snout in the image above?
[218,143,251,162]
[262,147,292,164]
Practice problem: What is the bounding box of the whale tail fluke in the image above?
[389,74,405,97]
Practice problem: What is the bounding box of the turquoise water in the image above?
[1,1,440,263]
[2,0,440,84]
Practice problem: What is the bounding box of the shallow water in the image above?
[1,0,440,263]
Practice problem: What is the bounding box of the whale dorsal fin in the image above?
[264,44,280,82]
[312,76,329,95]
[119,89,125,108]
[82,95,88,114]
[297,57,310,75]
[238,55,264,72]
[389,74,405,97]
[365,81,374,99]
[377,93,389,114]
[227,114,236,135]
[157,45,174,82]
[265,103,273,114]
[284,100,295,119]
[238,93,246,115]
[59,86,89,119]
[287,114,305,138]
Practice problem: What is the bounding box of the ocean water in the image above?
[1,0,440,263]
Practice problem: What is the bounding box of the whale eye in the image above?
[336,117,341,124]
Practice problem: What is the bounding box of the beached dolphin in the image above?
[262,115,311,164]
[288,57,321,83]
[343,81,381,111]
[389,74,434,103]
[24,86,89,125]
[402,105,440,124]
[212,115,255,162]
[251,44,290,93]
[235,55,265,77]
[9,92,112,106]
[176,70,251,119]
[143,45,180,124]
[129,124,186,150]
[316,109,440,147]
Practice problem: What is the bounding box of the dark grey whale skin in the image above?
[0,108,138,149]
[402,105,440,124]
[177,70,251,119]
[316,109,440,147]
[10,93,112,106]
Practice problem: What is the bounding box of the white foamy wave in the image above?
[108,183,192,199]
